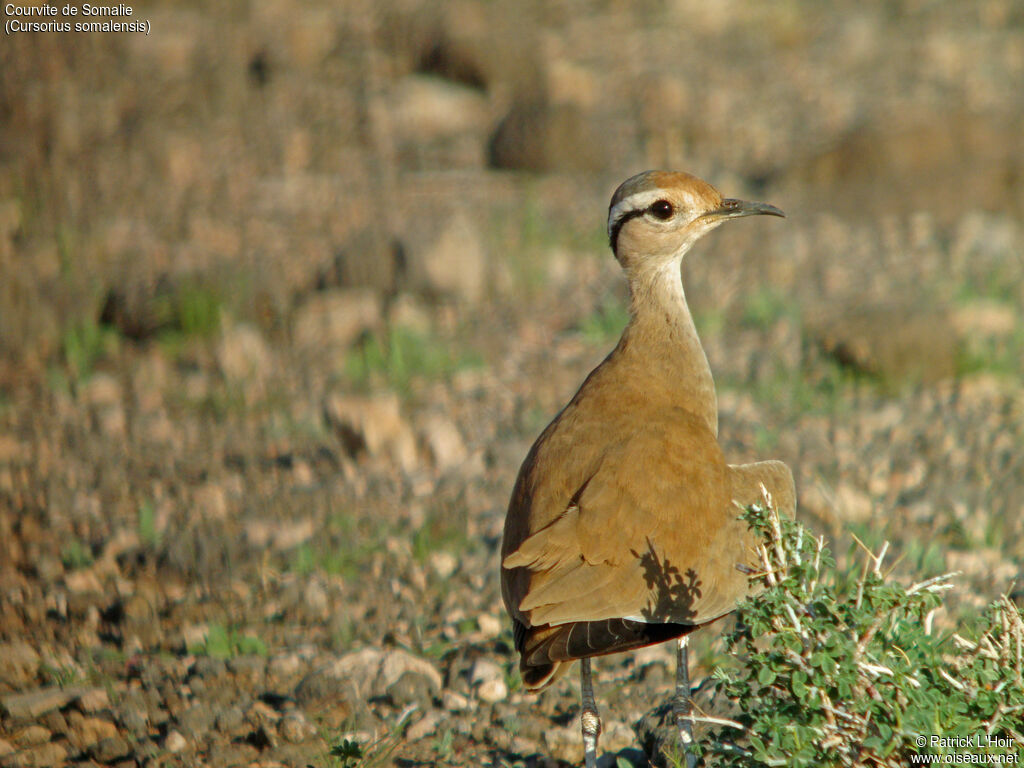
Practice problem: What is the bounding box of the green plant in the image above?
[345,326,482,395]
[329,739,365,768]
[62,318,119,381]
[741,287,793,330]
[138,500,160,549]
[701,498,1024,767]
[580,296,630,345]
[290,511,387,580]
[189,623,267,659]
[411,504,470,564]
[432,729,454,761]
[40,661,83,688]
[60,538,94,570]
[325,707,415,768]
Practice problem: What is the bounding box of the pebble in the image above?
[214,706,245,735]
[0,642,39,687]
[11,726,50,747]
[469,659,503,686]
[476,679,508,703]
[267,653,302,679]
[0,687,84,720]
[90,735,131,763]
[68,714,118,749]
[476,613,502,639]
[429,551,458,580]
[0,742,67,768]
[278,712,314,744]
[442,691,470,712]
[164,730,187,753]
[76,687,110,713]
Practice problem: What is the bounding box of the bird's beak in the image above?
[702,198,785,220]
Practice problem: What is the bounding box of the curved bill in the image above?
[703,198,785,220]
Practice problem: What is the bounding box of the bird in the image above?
[501,170,796,768]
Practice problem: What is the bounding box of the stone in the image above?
[216,323,273,384]
[389,75,487,143]
[488,100,606,173]
[303,647,442,706]
[405,709,443,741]
[476,614,502,640]
[441,690,469,712]
[303,578,330,616]
[267,653,302,680]
[67,714,118,750]
[324,392,419,473]
[469,659,503,686]
[0,742,67,768]
[75,687,111,714]
[292,289,381,353]
[428,551,457,580]
[418,414,467,472]
[214,706,245,736]
[0,642,39,688]
[807,301,956,385]
[11,727,49,747]
[176,702,215,739]
[476,678,508,703]
[164,730,187,753]
[244,518,315,551]
[402,209,486,304]
[278,712,315,744]
[90,735,131,763]
[0,686,85,720]
[385,671,435,710]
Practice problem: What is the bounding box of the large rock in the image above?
[399,209,486,304]
[324,392,419,473]
[292,289,382,353]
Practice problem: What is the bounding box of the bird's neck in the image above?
[620,261,718,436]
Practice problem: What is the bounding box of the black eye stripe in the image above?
[608,208,645,250]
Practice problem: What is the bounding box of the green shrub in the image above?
[702,496,1024,767]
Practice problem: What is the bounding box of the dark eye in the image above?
[649,199,674,220]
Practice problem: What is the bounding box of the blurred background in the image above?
[1,1,1022,765]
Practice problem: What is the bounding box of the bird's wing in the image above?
[503,410,760,627]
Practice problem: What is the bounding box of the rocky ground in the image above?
[1,1,1023,766]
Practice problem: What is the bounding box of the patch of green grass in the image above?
[411,504,470,564]
[579,296,629,345]
[40,661,83,688]
[953,323,1024,379]
[138,501,160,549]
[289,511,388,580]
[740,286,793,330]
[432,730,454,761]
[189,623,267,659]
[345,326,482,395]
[173,281,222,338]
[62,318,119,381]
[726,356,864,423]
[60,538,94,570]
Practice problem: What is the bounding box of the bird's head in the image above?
[607,170,784,274]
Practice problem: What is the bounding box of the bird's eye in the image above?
[649,200,674,220]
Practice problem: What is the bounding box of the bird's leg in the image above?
[580,657,602,768]
[674,635,697,768]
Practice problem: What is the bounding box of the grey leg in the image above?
[675,635,697,768]
[580,657,601,768]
